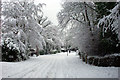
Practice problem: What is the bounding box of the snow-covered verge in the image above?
[1,52,118,78]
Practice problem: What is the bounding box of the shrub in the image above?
[87,54,120,67]
[113,56,120,66]
[78,52,82,59]
[98,38,119,56]
[50,50,59,54]
[57,50,60,53]
[1,37,29,62]
[50,51,56,54]
[39,50,45,55]
[2,38,22,62]
[81,53,86,62]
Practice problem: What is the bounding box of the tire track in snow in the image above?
[5,56,48,78]
[18,56,54,78]
[21,55,57,78]
[8,59,46,78]
[46,56,58,78]
[2,52,118,78]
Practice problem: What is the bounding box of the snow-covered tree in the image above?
[98,2,120,55]
[57,2,99,56]
[41,25,62,54]
[58,1,120,56]
[1,0,62,61]
[1,0,46,61]
[95,2,117,20]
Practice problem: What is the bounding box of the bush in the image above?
[87,54,120,67]
[116,43,120,53]
[113,56,120,66]
[50,50,59,54]
[39,50,45,55]
[93,58,99,66]
[2,38,22,62]
[81,53,85,62]
[98,57,110,66]
[78,52,82,59]
[98,38,118,56]
[1,38,29,62]
[50,51,56,54]
[57,50,60,53]
[88,57,94,65]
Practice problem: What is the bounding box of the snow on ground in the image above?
[0,62,2,80]
[1,52,118,78]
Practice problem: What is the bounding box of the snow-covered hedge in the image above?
[79,53,120,67]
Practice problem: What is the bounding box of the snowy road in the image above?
[2,52,118,78]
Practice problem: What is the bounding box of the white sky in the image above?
[34,0,62,25]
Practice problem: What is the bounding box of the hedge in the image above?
[79,53,120,67]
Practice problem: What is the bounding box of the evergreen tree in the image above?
[98,2,120,56]
[95,2,117,20]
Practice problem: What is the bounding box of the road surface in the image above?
[2,52,118,78]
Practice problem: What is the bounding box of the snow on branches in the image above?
[98,2,120,40]
[97,2,120,55]
[57,2,99,56]
[1,0,61,61]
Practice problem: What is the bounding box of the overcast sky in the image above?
[34,0,62,25]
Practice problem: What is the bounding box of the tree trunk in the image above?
[84,2,91,26]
